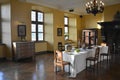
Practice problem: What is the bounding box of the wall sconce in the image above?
[97,24,101,29]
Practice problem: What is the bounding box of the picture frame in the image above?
[18,25,26,37]
[57,28,62,36]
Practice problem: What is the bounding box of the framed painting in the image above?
[18,25,26,37]
[57,28,62,36]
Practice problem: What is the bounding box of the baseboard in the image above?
[47,51,54,53]
[0,57,6,61]
[35,51,53,55]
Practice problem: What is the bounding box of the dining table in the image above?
[62,48,96,77]
[62,46,109,78]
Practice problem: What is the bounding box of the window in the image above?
[0,6,1,43]
[31,10,44,41]
[64,16,69,40]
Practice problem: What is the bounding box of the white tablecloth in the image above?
[62,46,109,77]
[63,48,96,77]
[98,46,109,61]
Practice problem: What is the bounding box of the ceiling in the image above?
[18,0,120,15]
[1,0,119,15]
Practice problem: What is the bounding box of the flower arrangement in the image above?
[75,48,80,52]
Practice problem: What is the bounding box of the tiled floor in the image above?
[0,53,120,80]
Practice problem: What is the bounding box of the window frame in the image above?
[31,10,44,41]
[0,5,1,43]
[64,16,69,40]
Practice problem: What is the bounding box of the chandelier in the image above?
[86,0,104,16]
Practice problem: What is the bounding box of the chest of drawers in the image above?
[13,42,35,61]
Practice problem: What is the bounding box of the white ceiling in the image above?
[23,0,120,15]
[0,0,120,15]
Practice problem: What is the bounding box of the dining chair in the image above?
[54,50,70,74]
[86,47,100,69]
[58,42,65,51]
[100,46,110,62]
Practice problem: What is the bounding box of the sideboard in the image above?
[12,41,35,61]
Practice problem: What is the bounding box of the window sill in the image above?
[33,41,47,43]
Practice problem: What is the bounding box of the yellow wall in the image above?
[53,10,64,50]
[104,4,120,21]
[10,0,80,53]
[82,14,103,44]
[83,14,103,28]
[10,0,55,52]
[35,42,47,52]
[81,3,120,44]
[76,15,83,44]
[2,0,119,59]
[11,0,31,41]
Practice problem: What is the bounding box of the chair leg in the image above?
[69,63,70,75]
[100,55,101,62]
[86,60,87,69]
[97,61,98,69]
[55,65,57,74]
[90,60,91,68]
[94,61,95,69]
[107,55,108,62]
[61,65,64,72]
[103,56,104,61]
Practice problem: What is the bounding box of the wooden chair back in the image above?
[95,47,100,60]
[54,50,63,64]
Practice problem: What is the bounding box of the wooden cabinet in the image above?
[98,11,120,54]
[82,28,98,48]
[12,42,35,61]
[0,44,6,59]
